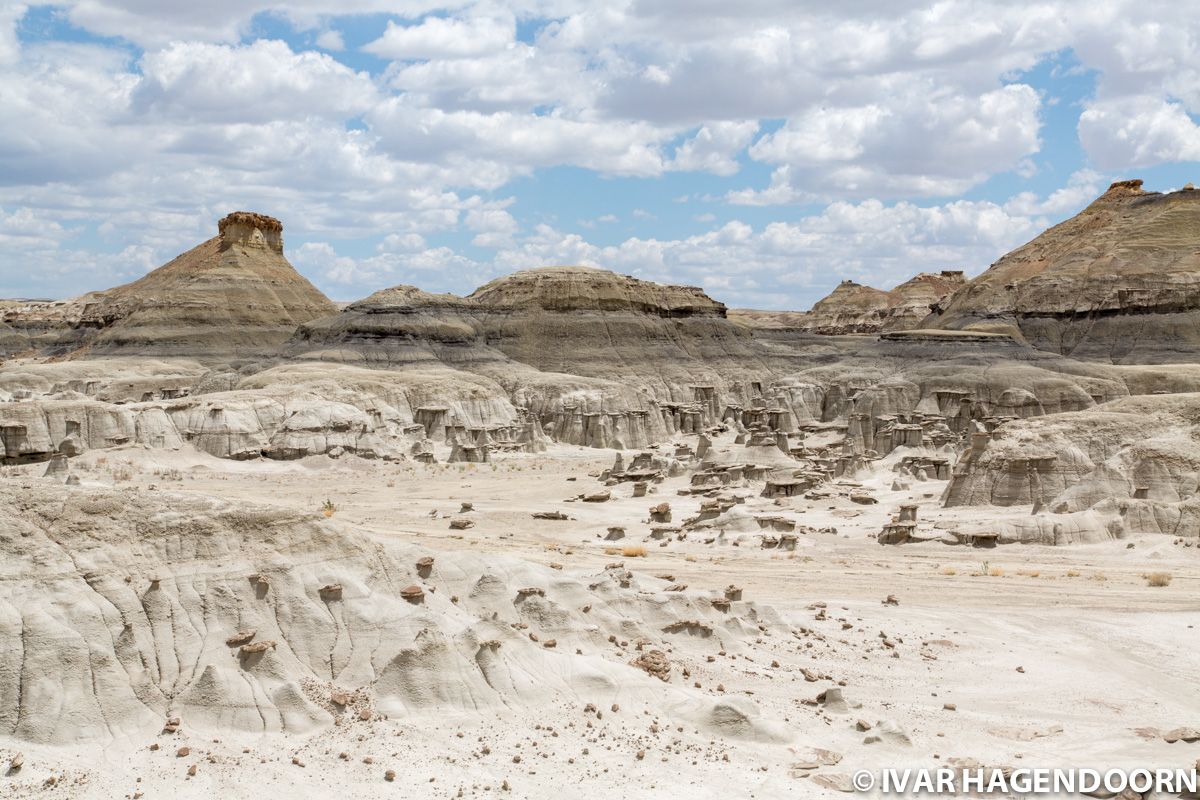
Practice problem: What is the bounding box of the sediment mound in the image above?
[287,285,500,367]
[293,267,769,391]
[0,482,785,744]
[933,180,1200,362]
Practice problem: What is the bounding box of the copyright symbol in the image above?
[853,770,875,792]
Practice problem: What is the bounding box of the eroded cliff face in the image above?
[932,180,1200,362]
[941,392,1200,540]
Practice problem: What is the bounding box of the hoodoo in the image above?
[68,212,336,359]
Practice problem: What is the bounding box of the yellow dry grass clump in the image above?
[621,545,647,558]
[1145,572,1172,587]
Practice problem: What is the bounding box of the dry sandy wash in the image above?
[1,191,1199,799]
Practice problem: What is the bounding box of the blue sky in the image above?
[0,1,1197,309]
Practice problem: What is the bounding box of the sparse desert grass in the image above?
[971,560,1002,577]
[684,555,698,563]
[1065,569,1081,578]
[621,545,647,558]
[603,547,621,556]
[1145,572,1172,587]
[1016,569,1040,578]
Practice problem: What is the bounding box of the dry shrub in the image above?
[940,567,957,576]
[1145,572,1172,587]
[621,545,647,558]
[988,567,1005,577]
[603,547,621,556]
[1065,569,1081,578]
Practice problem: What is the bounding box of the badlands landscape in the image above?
[1,182,1199,799]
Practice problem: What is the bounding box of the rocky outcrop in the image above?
[731,271,965,335]
[941,392,1200,539]
[0,297,105,357]
[932,180,1200,362]
[0,363,529,463]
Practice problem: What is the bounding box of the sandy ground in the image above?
[2,436,1198,798]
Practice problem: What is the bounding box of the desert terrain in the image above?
[1,186,1199,799]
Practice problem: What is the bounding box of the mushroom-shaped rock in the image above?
[400,584,425,603]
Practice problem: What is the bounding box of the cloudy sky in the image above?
[0,1,1197,308]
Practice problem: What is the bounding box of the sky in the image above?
[0,1,1197,309]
